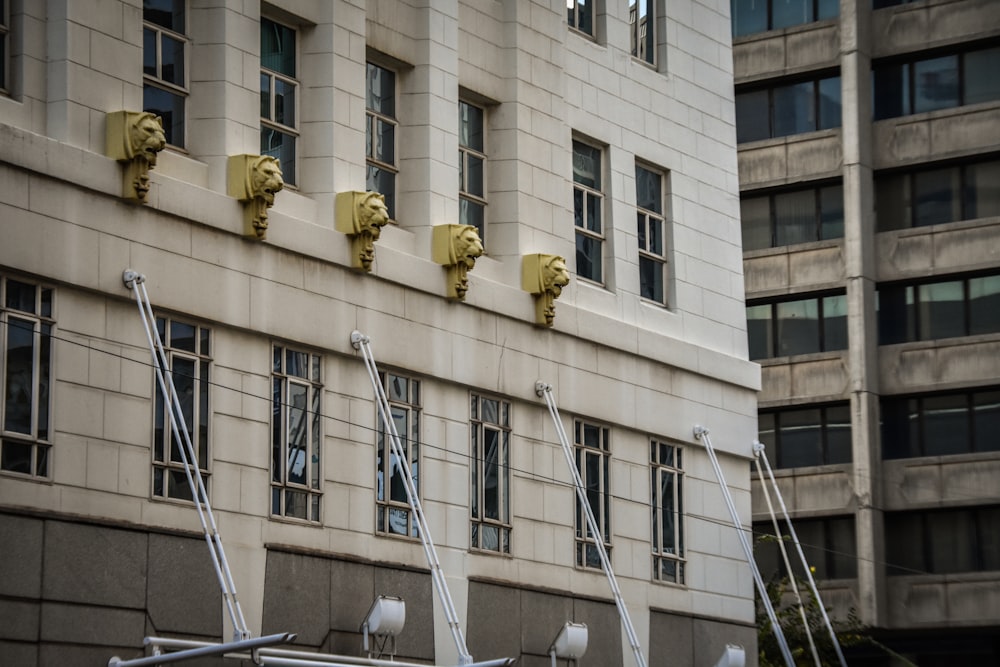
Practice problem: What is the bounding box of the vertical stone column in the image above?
[840,0,886,628]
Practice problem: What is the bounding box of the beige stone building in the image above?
[0,1,760,666]
[732,0,1000,662]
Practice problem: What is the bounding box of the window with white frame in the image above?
[260,17,298,185]
[459,100,487,243]
[143,0,188,147]
[366,62,398,219]
[376,371,420,538]
[636,163,667,304]
[271,344,322,522]
[470,393,511,554]
[153,317,210,501]
[0,0,9,94]
[567,0,594,36]
[629,0,655,65]
[574,419,611,569]
[573,140,605,285]
[651,440,684,583]
[1,276,53,479]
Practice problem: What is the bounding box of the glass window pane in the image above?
[963,47,1000,106]
[747,304,773,360]
[466,155,484,197]
[827,517,857,578]
[640,256,664,303]
[964,160,1000,220]
[973,391,1000,453]
[4,318,34,435]
[366,166,395,219]
[736,90,770,143]
[741,196,772,251]
[731,0,767,37]
[776,299,819,356]
[273,78,296,127]
[144,85,185,148]
[6,280,36,312]
[913,55,959,114]
[877,284,916,345]
[160,34,184,86]
[459,101,484,151]
[636,166,662,214]
[773,81,816,137]
[927,510,975,573]
[820,185,844,240]
[260,127,295,185]
[822,294,848,351]
[779,409,823,468]
[772,0,812,30]
[873,62,909,120]
[922,394,970,456]
[757,413,777,466]
[885,513,923,575]
[817,0,839,20]
[913,167,959,227]
[459,199,484,238]
[980,508,1000,571]
[875,172,909,231]
[143,28,157,77]
[170,321,196,352]
[881,397,919,460]
[366,63,395,116]
[826,405,852,464]
[774,189,816,246]
[144,0,184,32]
[576,233,602,283]
[261,19,295,76]
[573,142,601,189]
[919,281,965,340]
[374,118,395,164]
[969,276,1000,336]
[818,77,841,130]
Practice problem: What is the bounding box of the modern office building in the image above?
[0,1,759,665]
[732,0,1000,663]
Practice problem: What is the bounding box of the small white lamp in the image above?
[714,644,746,667]
[549,622,588,666]
[361,595,406,658]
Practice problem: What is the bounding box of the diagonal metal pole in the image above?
[535,382,647,667]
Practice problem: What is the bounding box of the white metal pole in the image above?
[693,426,795,667]
[535,382,647,667]
[351,331,473,665]
[755,443,848,667]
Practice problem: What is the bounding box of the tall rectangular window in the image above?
[376,372,420,538]
[567,0,593,36]
[736,75,841,143]
[271,345,322,521]
[143,0,188,147]
[459,100,487,242]
[747,292,848,360]
[755,516,857,580]
[651,441,684,583]
[873,46,1000,120]
[0,0,9,94]
[886,506,1000,575]
[573,140,605,285]
[470,393,511,553]
[757,403,852,469]
[881,388,1000,460]
[877,273,1000,344]
[741,183,844,251]
[636,164,667,304]
[153,317,210,501]
[1,277,53,479]
[261,18,298,185]
[367,62,398,219]
[629,0,655,65]
[575,420,611,569]
[731,0,838,37]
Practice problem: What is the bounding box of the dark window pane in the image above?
[160,34,185,86]
[272,78,296,127]
[877,284,914,344]
[261,127,295,185]
[779,409,823,468]
[261,19,295,76]
[459,101,484,151]
[573,141,601,189]
[366,63,395,116]
[817,0,839,20]
[741,196,771,251]
[969,276,1000,336]
[170,321,196,352]
[144,85,185,148]
[731,0,767,37]
[827,517,857,578]
[366,166,395,219]
[4,317,34,435]
[795,520,826,578]
[965,161,1000,220]
[144,0,184,32]
[747,304,773,360]
[885,513,923,575]
[913,55,959,114]
[636,166,661,213]
[576,233,602,283]
[818,77,842,130]
[881,398,919,459]
[913,167,959,227]
[826,405,852,464]
[822,294,848,351]
[776,299,819,356]
[736,90,770,143]
[143,28,157,76]
[873,62,909,120]
[374,118,395,164]
[927,510,975,573]
[459,199,485,238]
[640,256,664,303]
[980,508,1000,571]
[1,439,33,474]
[964,47,1000,106]
[6,280,36,312]
[772,0,812,29]
[973,391,1000,453]
[875,172,909,231]
[773,81,816,137]
[758,412,777,465]
[819,185,844,240]
[922,394,970,456]
[774,189,815,246]
[919,281,965,340]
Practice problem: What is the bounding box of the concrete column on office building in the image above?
[840,0,886,629]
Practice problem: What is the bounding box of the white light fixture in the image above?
[714,644,746,667]
[549,622,588,665]
[361,595,406,658]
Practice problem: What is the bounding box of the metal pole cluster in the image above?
[535,382,648,667]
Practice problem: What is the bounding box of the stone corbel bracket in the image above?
[105,110,166,202]
[432,224,484,300]
[227,154,284,240]
[522,253,570,327]
[335,191,390,271]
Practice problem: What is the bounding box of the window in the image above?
[0,0,9,94]
[736,75,841,143]
[741,183,844,251]
[459,100,487,241]
[731,0,838,37]
[636,164,667,304]
[143,0,188,147]
[873,45,1000,120]
[153,317,210,501]
[376,371,420,538]
[875,158,1000,231]
[873,0,920,7]
[567,0,593,36]
[1,277,53,478]
[573,140,605,284]
[758,404,851,469]
[271,345,322,521]
[878,273,1000,344]
[755,516,857,580]
[746,292,848,360]
[470,394,511,553]
[366,62,397,220]
[886,507,1000,575]
[261,17,298,185]
[881,388,1000,459]
[629,0,655,65]
[651,441,684,583]
[575,420,611,569]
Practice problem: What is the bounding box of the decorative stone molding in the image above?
[335,191,390,271]
[105,111,166,202]
[522,253,570,327]
[227,155,284,240]
[432,224,483,300]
